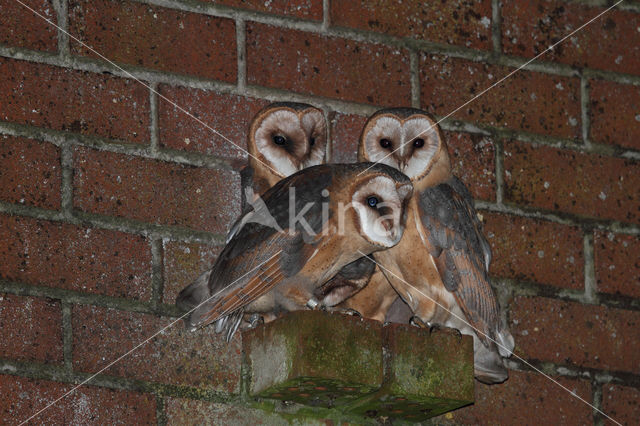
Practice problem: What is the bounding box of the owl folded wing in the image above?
[416,178,499,346]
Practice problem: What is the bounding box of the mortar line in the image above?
[592,381,605,426]
[495,138,505,205]
[151,238,165,311]
[321,0,330,32]
[491,0,502,54]
[583,231,597,303]
[581,75,592,147]
[155,394,168,426]
[149,82,160,154]
[62,302,73,373]
[53,0,69,58]
[409,49,421,108]
[323,108,333,162]
[236,18,247,92]
[60,143,74,217]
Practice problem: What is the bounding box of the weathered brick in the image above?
[510,296,640,374]
[589,79,640,151]
[445,131,495,201]
[503,141,640,224]
[72,304,241,393]
[158,85,268,161]
[440,370,593,425]
[420,55,581,139]
[594,231,640,299]
[243,310,383,401]
[69,0,236,82]
[164,398,291,426]
[0,58,150,144]
[346,324,473,421]
[0,214,151,300]
[329,112,366,163]
[331,0,492,50]
[0,135,61,209]
[602,384,640,426]
[208,0,322,19]
[0,294,62,364]
[0,0,57,51]
[502,0,640,77]
[0,374,156,424]
[247,23,411,106]
[162,240,222,305]
[73,147,240,234]
[483,212,584,290]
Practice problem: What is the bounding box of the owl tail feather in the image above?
[474,342,509,384]
[496,327,515,358]
[176,269,213,329]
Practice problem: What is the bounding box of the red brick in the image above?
[502,0,640,77]
[442,370,593,425]
[420,54,581,139]
[483,213,584,289]
[510,296,640,374]
[445,131,495,201]
[0,135,61,209]
[207,0,322,19]
[602,384,640,426]
[503,141,640,224]
[0,214,151,300]
[165,398,293,425]
[69,0,236,82]
[594,231,640,299]
[589,79,640,151]
[73,147,241,234]
[331,0,492,50]
[0,0,57,51]
[72,305,241,393]
[158,85,268,161]
[0,294,62,364]
[0,58,150,144]
[162,240,222,305]
[329,112,366,163]
[0,374,156,425]
[247,23,411,106]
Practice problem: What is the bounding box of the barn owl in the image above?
[177,163,413,341]
[237,102,377,311]
[242,102,327,211]
[358,107,514,384]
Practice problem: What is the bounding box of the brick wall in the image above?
[0,0,638,424]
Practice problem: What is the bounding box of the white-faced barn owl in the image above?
[232,101,377,313]
[176,163,413,341]
[357,107,514,384]
[241,102,327,212]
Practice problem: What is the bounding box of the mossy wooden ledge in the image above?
[241,310,474,421]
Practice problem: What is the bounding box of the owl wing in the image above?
[416,177,499,346]
[179,166,333,330]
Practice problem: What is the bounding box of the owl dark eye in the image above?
[272,135,286,145]
[309,137,315,146]
[366,196,379,208]
[379,138,392,149]
[413,138,425,148]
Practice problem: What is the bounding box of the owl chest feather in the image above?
[375,196,456,323]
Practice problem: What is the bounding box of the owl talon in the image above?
[410,316,429,329]
[341,308,362,317]
[248,313,264,328]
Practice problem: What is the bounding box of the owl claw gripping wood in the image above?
[176,163,413,342]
